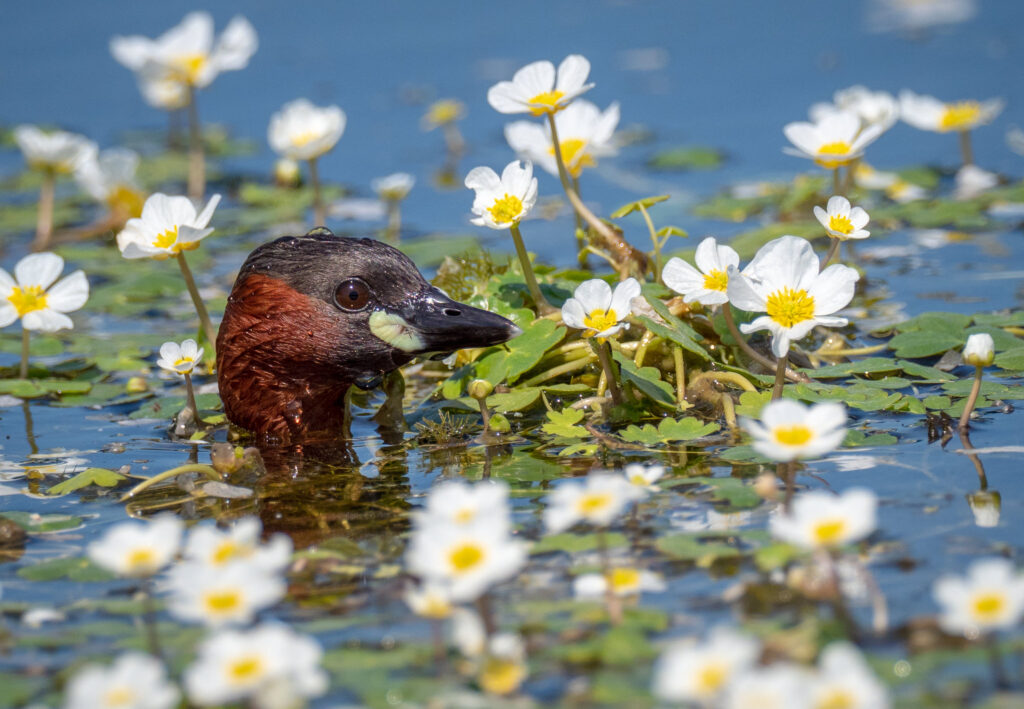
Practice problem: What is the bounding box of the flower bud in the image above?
[468,379,494,400]
[274,158,301,187]
[967,490,1001,528]
[488,413,511,433]
[125,376,149,393]
[963,333,994,367]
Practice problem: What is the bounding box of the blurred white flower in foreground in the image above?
[561,277,642,339]
[955,165,998,200]
[416,479,510,531]
[465,159,538,229]
[14,126,95,175]
[477,633,529,696]
[652,626,760,704]
[268,99,346,161]
[784,111,883,168]
[809,642,891,709]
[574,567,665,599]
[622,463,665,493]
[899,91,1003,133]
[505,99,620,178]
[723,663,809,709]
[810,86,899,132]
[770,488,878,550]
[183,517,292,573]
[110,11,257,91]
[404,582,454,619]
[0,253,89,332]
[64,652,179,709]
[184,624,327,707]
[726,235,859,357]
[168,560,286,627]
[814,196,871,241]
[156,338,204,375]
[74,147,145,219]
[544,472,643,533]
[742,399,847,462]
[663,236,740,306]
[87,515,182,577]
[487,55,594,115]
[934,558,1024,637]
[116,192,221,259]
[372,172,415,202]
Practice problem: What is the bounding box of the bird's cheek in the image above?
[367,311,425,353]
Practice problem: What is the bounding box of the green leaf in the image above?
[843,430,898,447]
[995,348,1024,371]
[17,556,113,582]
[504,318,565,383]
[532,532,629,554]
[754,543,802,571]
[610,194,670,218]
[647,145,724,171]
[0,674,44,709]
[888,331,963,358]
[637,315,710,360]
[542,407,588,438]
[655,534,741,565]
[619,417,719,445]
[0,511,84,533]
[804,357,902,379]
[47,468,127,496]
[612,351,675,406]
[656,225,688,238]
[0,379,92,398]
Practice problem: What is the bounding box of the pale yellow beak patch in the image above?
[368,311,425,352]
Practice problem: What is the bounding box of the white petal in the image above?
[808,264,859,316]
[608,278,642,319]
[487,82,528,113]
[193,193,221,228]
[555,55,591,94]
[45,271,89,313]
[573,278,613,312]
[513,60,556,99]
[464,166,501,192]
[22,309,73,332]
[725,269,765,312]
[561,298,587,330]
[15,253,64,289]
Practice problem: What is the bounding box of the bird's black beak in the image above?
[368,287,521,356]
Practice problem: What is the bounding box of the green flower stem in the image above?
[175,252,217,356]
[592,339,624,406]
[780,461,794,513]
[958,365,985,430]
[120,463,222,501]
[385,200,401,243]
[520,354,596,388]
[442,122,464,156]
[959,129,974,167]
[596,528,623,626]
[571,176,588,268]
[986,633,1009,689]
[637,202,661,283]
[842,158,859,194]
[22,400,38,455]
[184,372,203,426]
[832,166,841,196]
[633,330,657,368]
[772,352,788,401]
[186,85,204,201]
[476,592,497,638]
[545,113,622,250]
[688,370,758,394]
[308,157,325,227]
[508,223,555,314]
[33,171,56,252]
[473,393,493,433]
[142,581,164,661]
[822,238,842,268]
[20,328,30,379]
[673,345,686,406]
[722,307,808,383]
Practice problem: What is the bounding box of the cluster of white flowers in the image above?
[653,628,891,708]
[73,515,326,708]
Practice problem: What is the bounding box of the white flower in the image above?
[183,517,292,573]
[811,86,899,132]
[968,490,1000,528]
[156,339,204,375]
[405,522,526,603]
[13,125,95,174]
[663,236,740,305]
[867,0,976,33]
[853,162,898,190]
[116,192,221,259]
[808,642,891,709]
[543,473,642,533]
[561,277,642,339]
[963,333,995,367]
[622,463,665,492]
[422,98,466,129]
[652,626,761,703]
[74,147,145,218]
[87,515,182,577]
[167,561,286,627]
[505,99,620,178]
[574,567,665,599]
[487,55,594,115]
[371,172,415,201]
[934,558,1024,637]
[478,633,529,696]
[404,582,454,619]
[726,235,860,357]
[742,400,847,462]
[724,663,810,709]
[769,488,878,550]
[110,12,258,90]
[465,160,538,229]
[184,624,327,707]
[899,91,1003,133]
[267,99,346,161]
[955,165,999,199]
[887,179,929,203]
[64,652,179,709]
[452,607,487,658]
[138,75,189,110]
[416,480,510,532]
[784,111,884,168]
[0,253,89,332]
[814,196,871,240]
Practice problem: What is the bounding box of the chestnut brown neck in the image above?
[216,273,352,441]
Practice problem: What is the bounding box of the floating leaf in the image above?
[0,379,92,398]
[610,194,670,218]
[888,331,963,358]
[47,468,127,496]
[655,534,741,565]
[542,407,588,438]
[647,146,724,171]
[532,532,628,554]
[619,417,719,445]
[17,556,113,582]
[1,512,84,533]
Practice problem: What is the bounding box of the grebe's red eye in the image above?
[334,279,371,311]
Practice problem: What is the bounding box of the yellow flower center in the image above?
[702,269,729,292]
[812,519,848,546]
[765,287,816,329]
[577,491,613,517]
[212,541,244,565]
[291,131,320,148]
[550,138,596,177]
[528,89,565,115]
[628,473,648,486]
[582,308,619,337]
[106,185,145,219]
[815,141,854,168]
[203,589,243,615]
[454,508,476,524]
[420,595,452,619]
[125,547,157,572]
[828,214,854,235]
[609,567,641,593]
[940,101,981,132]
[696,661,728,696]
[152,226,179,250]
[7,285,48,317]
[480,657,526,695]
[773,424,813,446]
[972,592,1006,622]
[426,100,463,126]
[817,689,856,709]
[449,543,485,574]
[488,193,523,225]
[103,685,137,708]
[228,656,265,684]
[172,53,207,84]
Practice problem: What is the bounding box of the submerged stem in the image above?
[20,328,30,379]
[308,157,325,227]
[176,252,217,355]
[509,223,555,314]
[186,85,204,201]
[596,528,623,626]
[958,365,984,430]
[120,463,222,501]
[33,171,56,252]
